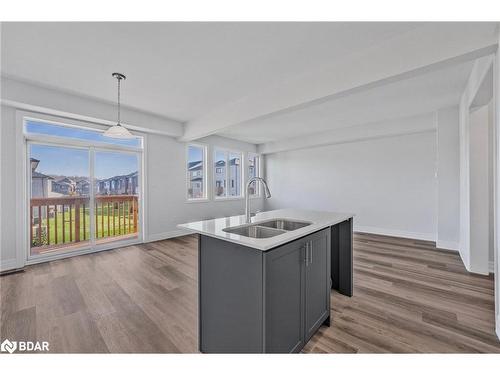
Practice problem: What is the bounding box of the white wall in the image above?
[1,76,183,137]
[264,128,438,240]
[469,105,492,274]
[0,79,263,271]
[146,133,263,242]
[488,101,495,267]
[0,105,18,270]
[437,107,461,250]
[458,55,495,273]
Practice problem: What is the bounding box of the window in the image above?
[187,144,207,200]
[228,152,242,197]
[214,149,242,199]
[214,149,226,197]
[25,118,143,259]
[25,119,142,148]
[248,153,261,196]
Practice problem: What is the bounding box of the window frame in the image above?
[186,143,209,202]
[213,147,244,201]
[21,113,145,265]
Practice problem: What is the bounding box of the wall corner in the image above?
[496,314,500,340]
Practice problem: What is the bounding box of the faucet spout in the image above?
[245,177,271,223]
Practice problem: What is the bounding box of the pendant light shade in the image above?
[103,123,134,138]
[103,72,135,139]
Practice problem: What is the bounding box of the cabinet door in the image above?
[264,240,306,353]
[304,229,331,342]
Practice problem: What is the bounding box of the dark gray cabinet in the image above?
[199,227,332,353]
[331,218,353,297]
[304,230,331,341]
[264,238,306,353]
[264,228,331,352]
[199,236,264,353]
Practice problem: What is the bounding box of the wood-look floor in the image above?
[1,233,499,353]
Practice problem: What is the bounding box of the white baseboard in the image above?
[354,225,435,242]
[436,240,460,251]
[0,258,20,273]
[458,248,471,272]
[147,229,191,243]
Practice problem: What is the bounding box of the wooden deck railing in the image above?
[30,195,138,249]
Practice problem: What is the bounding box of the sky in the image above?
[188,145,203,163]
[26,120,141,147]
[31,145,139,179]
[28,121,139,179]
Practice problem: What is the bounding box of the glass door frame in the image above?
[24,116,144,264]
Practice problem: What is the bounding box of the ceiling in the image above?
[219,60,474,143]
[1,22,423,121]
[1,22,498,146]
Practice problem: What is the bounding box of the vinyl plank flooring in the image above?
[1,232,498,353]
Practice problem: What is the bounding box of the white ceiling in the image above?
[1,22,423,122]
[219,61,474,143]
[1,22,497,146]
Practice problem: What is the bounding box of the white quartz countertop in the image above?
[177,209,354,251]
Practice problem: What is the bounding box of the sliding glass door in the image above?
[26,118,143,261]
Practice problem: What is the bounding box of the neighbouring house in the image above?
[30,158,54,233]
[188,161,204,198]
[248,158,257,195]
[214,159,226,197]
[213,157,242,197]
[30,158,54,198]
[96,171,139,196]
[75,178,90,195]
[32,171,54,198]
[51,177,76,195]
[228,156,241,196]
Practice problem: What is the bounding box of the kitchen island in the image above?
[178,209,354,353]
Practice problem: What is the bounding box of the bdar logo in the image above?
[0,339,49,353]
[1,339,17,354]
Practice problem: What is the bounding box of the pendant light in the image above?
[103,72,135,138]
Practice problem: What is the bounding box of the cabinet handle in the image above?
[309,242,313,264]
[306,242,310,267]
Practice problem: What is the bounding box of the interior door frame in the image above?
[17,111,144,266]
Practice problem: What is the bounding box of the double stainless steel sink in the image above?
[222,219,312,238]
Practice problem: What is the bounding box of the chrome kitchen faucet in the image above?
[245,177,272,223]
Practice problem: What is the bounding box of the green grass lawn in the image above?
[32,202,137,247]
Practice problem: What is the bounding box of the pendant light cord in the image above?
[104,72,132,138]
[117,76,121,125]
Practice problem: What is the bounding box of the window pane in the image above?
[25,120,142,147]
[94,151,140,244]
[228,152,242,197]
[214,150,227,197]
[248,153,260,196]
[29,144,90,255]
[187,145,205,199]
